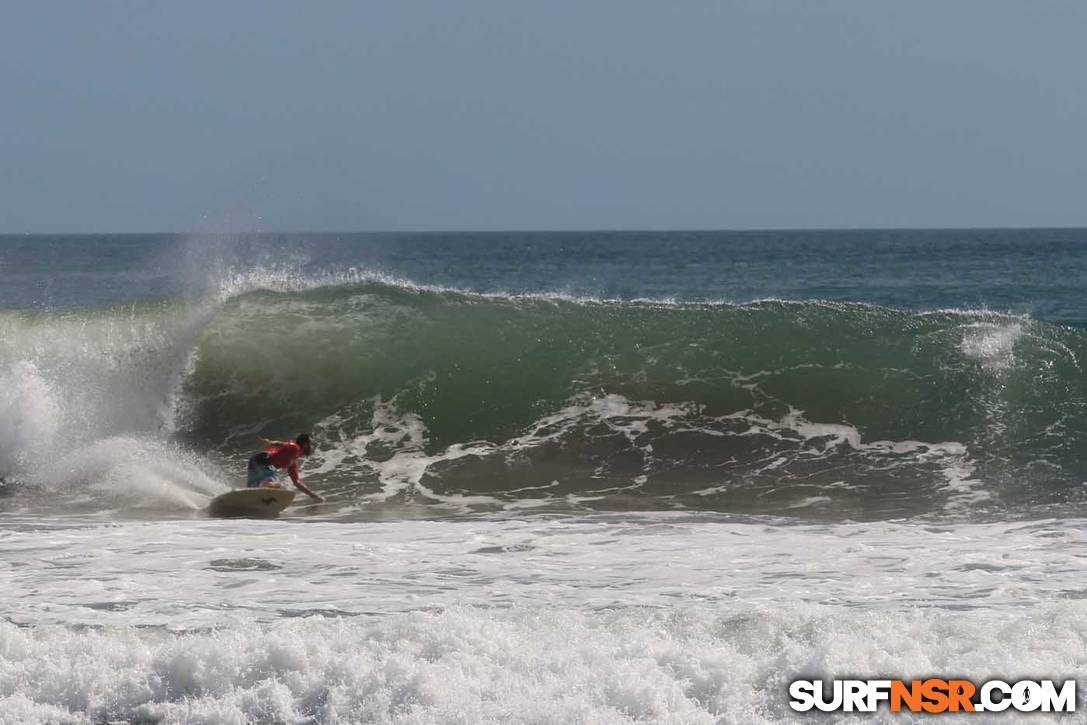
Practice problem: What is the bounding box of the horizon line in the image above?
[3,224,1087,238]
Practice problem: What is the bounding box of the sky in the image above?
[2,1,1086,233]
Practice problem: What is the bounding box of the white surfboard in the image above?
[209,488,296,518]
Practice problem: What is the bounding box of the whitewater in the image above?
[1,230,1086,723]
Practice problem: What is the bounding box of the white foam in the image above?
[309,394,702,512]
[4,515,1083,627]
[720,406,984,509]
[2,510,1086,722]
[0,601,1084,724]
[306,391,990,515]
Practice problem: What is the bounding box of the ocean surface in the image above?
[1,230,1086,723]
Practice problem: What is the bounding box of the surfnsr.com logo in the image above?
[789,679,1076,714]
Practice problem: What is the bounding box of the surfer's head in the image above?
[296,433,314,456]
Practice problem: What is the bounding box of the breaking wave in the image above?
[3,275,1086,519]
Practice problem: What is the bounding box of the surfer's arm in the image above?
[288,462,324,502]
[292,478,324,502]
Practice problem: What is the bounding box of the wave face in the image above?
[3,275,1086,520]
[168,281,1084,519]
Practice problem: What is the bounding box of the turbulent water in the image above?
[2,230,1087,723]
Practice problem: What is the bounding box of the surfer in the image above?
[247,433,324,502]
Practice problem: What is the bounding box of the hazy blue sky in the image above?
[3,1,1086,232]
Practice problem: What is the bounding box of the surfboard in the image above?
[208,488,296,518]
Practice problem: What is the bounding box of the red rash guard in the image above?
[265,441,303,483]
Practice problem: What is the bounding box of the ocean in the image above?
[1,230,1086,723]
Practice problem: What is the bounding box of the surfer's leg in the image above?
[246,453,276,488]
